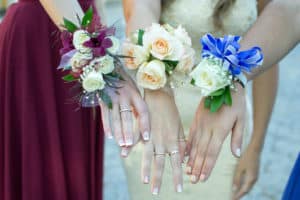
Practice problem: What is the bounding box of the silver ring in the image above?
[154,152,166,156]
[168,150,179,156]
[119,108,132,113]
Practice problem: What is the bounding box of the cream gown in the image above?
[123,0,257,199]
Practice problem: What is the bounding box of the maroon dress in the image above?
[0,0,104,199]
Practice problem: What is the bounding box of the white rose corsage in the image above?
[190,34,264,112]
[58,7,124,109]
[122,23,194,90]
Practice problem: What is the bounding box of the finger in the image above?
[169,151,183,193]
[152,152,166,195]
[186,129,199,175]
[99,101,113,138]
[120,147,131,158]
[132,94,150,141]
[232,167,244,195]
[120,100,134,146]
[234,172,257,200]
[199,133,223,182]
[190,129,211,183]
[141,142,153,184]
[231,117,245,158]
[112,104,125,146]
[178,126,186,163]
[186,119,197,155]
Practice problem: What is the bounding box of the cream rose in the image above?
[106,36,120,54]
[70,52,92,72]
[73,30,91,53]
[175,48,195,73]
[143,23,184,61]
[123,43,149,69]
[174,25,192,46]
[136,60,167,90]
[90,55,115,74]
[82,70,106,92]
[190,58,231,96]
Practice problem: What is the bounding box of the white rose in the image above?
[136,60,167,90]
[82,70,106,92]
[190,58,231,96]
[174,25,192,46]
[143,23,184,61]
[70,52,93,72]
[90,55,115,74]
[175,48,195,73]
[73,30,91,53]
[129,30,139,44]
[123,43,149,69]
[106,36,120,54]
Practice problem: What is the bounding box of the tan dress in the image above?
[124,0,257,199]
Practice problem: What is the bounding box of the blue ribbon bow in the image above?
[201,34,263,75]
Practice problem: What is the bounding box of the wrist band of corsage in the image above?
[58,7,123,109]
[190,34,264,112]
[122,23,195,90]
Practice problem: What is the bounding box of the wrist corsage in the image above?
[122,23,194,90]
[58,7,123,109]
[190,34,263,112]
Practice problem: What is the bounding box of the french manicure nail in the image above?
[200,174,206,182]
[144,176,149,184]
[186,166,192,174]
[143,131,150,141]
[119,140,126,147]
[107,134,113,139]
[177,184,183,193]
[190,175,197,183]
[121,148,128,157]
[126,139,133,146]
[236,148,241,157]
[152,187,159,195]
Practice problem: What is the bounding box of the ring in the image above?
[178,138,186,142]
[168,150,179,156]
[119,108,132,113]
[154,152,166,156]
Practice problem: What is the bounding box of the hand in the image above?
[232,144,260,200]
[186,83,246,183]
[99,71,150,155]
[141,89,186,194]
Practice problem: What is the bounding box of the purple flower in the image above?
[60,31,75,55]
[83,27,116,57]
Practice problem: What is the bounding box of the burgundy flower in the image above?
[60,31,75,55]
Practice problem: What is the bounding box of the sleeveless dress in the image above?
[0,1,104,200]
[123,0,257,199]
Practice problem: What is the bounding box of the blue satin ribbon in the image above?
[201,34,263,76]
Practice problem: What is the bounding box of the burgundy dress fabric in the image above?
[0,0,104,199]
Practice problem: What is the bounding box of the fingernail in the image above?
[152,187,159,195]
[119,140,126,147]
[107,133,113,139]
[186,166,192,174]
[190,175,197,183]
[200,174,206,182]
[143,176,149,184]
[177,184,183,193]
[121,148,128,157]
[125,139,133,146]
[143,131,150,141]
[236,148,241,157]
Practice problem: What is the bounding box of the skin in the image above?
[40,0,151,151]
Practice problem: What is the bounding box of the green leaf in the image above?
[224,86,232,106]
[191,79,196,86]
[137,29,145,46]
[210,88,225,96]
[164,60,179,68]
[81,7,93,27]
[210,95,225,113]
[165,62,176,75]
[99,91,113,109]
[204,97,212,108]
[62,74,77,82]
[63,18,78,33]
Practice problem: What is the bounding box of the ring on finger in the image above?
[154,152,166,157]
[168,150,179,156]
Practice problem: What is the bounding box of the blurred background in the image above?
[1,0,300,200]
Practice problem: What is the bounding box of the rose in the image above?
[143,23,184,60]
[190,58,231,96]
[175,48,195,73]
[82,70,106,92]
[106,36,120,54]
[173,25,192,46]
[90,55,115,74]
[73,30,91,53]
[129,30,139,44]
[123,43,149,69]
[136,60,167,90]
[70,51,93,72]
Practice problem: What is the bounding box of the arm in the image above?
[39,0,84,27]
[242,0,300,80]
